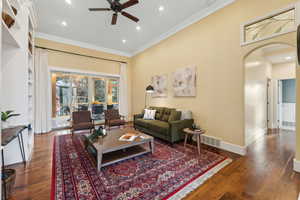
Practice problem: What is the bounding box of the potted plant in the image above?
[87,126,106,142]
[1,110,20,129]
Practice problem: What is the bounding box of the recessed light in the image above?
[61,21,67,27]
[158,5,165,12]
[65,0,72,5]
[285,56,292,60]
[136,26,141,31]
[122,39,127,44]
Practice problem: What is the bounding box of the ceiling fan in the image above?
[89,0,139,25]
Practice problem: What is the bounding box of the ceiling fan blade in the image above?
[112,13,118,25]
[89,8,111,11]
[106,0,113,5]
[121,0,139,10]
[121,11,139,22]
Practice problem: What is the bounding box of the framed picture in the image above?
[172,66,197,97]
[151,74,168,97]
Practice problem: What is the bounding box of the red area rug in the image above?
[51,134,231,200]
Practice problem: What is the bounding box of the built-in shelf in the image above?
[2,20,20,47]
[3,0,21,29]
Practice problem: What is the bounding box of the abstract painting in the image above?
[172,66,197,97]
[151,74,168,97]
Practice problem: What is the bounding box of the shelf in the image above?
[3,0,20,29]
[2,20,20,47]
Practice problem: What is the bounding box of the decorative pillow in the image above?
[150,107,165,120]
[143,109,156,120]
[162,108,175,122]
[176,109,193,120]
[168,111,182,122]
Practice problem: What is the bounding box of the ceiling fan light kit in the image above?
[89,0,139,25]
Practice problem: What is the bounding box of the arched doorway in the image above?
[244,43,296,146]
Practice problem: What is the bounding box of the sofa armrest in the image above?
[134,114,144,120]
[168,119,194,142]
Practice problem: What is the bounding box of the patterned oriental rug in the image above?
[51,134,232,200]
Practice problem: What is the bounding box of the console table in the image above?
[1,125,28,200]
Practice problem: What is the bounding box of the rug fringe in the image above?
[167,158,233,200]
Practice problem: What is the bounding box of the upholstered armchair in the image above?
[104,109,126,130]
[71,111,95,135]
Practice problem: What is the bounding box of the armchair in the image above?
[71,111,95,135]
[104,109,126,130]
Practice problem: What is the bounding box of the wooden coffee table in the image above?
[83,128,154,171]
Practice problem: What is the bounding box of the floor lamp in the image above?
[145,85,154,108]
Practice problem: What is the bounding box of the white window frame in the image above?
[241,3,300,46]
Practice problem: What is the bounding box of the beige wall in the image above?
[272,62,296,80]
[35,38,133,119]
[131,0,298,147]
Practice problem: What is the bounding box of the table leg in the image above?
[184,134,188,148]
[150,139,155,153]
[2,149,7,200]
[97,151,103,171]
[17,133,26,165]
[196,135,201,155]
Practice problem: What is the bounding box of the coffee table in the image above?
[83,128,154,171]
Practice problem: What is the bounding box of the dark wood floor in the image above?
[8,129,300,200]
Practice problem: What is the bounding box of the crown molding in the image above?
[36,32,133,57]
[132,0,235,56]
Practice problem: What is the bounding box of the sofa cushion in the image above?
[135,119,150,128]
[150,106,165,120]
[168,110,182,122]
[147,120,169,134]
[162,108,175,122]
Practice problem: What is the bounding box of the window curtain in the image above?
[34,48,52,133]
[119,63,129,120]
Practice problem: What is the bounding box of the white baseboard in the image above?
[199,134,247,156]
[293,159,300,173]
[220,141,247,156]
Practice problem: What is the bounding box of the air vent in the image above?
[201,135,221,148]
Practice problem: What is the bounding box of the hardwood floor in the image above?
[8,129,300,200]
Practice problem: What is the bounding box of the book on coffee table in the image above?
[119,133,138,142]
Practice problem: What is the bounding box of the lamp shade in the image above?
[146,85,154,93]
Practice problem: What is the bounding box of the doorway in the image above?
[244,44,296,146]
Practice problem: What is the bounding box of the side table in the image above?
[183,128,206,154]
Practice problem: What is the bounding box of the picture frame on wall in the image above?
[151,74,168,97]
[172,66,197,97]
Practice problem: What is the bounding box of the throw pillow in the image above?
[143,109,156,120]
[162,108,175,122]
[176,109,193,120]
[168,111,182,122]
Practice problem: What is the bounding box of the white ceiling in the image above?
[33,0,233,56]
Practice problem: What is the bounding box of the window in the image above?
[52,71,120,118]
[282,79,296,103]
[242,7,296,45]
[94,78,106,103]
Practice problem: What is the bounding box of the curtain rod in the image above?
[35,46,128,64]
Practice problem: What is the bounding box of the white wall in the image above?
[245,61,271,146]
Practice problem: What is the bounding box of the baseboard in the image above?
[293,159,300,173]
[220,141,247,156]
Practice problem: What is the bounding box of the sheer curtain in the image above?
[119,63,129,120]
[34,48,52,133]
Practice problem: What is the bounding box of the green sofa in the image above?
[134,107,194,144]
